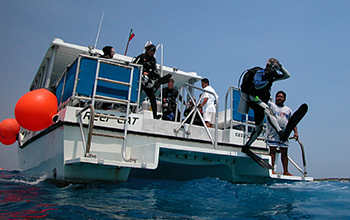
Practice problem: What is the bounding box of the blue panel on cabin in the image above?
[130,67,140,103]
[56,61,78,105]
[232,89,255,123]
[74,58,140,103]
[96,63,139,103]
[56,79,63,104]
[99,62,131,82]
[96,63,131,101]
[63,62,78,101]
[55,57,140,105]
[75,58,97,97]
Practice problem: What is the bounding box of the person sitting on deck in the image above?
[161,78,186,121]
[184,97,202,125]
[100,46,115,59]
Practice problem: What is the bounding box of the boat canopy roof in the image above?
[30,38,202,91]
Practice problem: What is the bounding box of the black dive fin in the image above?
[280,103,308,142]
[242,146,273,169]
[153,73,173,92]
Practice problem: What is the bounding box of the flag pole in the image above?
[124,29,135,55]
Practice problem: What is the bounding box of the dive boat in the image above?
[17,38,313,184]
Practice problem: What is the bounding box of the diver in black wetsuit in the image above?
[133,44,161,119]
[241,58,291,151]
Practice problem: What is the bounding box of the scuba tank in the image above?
[157,100,162,113]
[142,98,150,111]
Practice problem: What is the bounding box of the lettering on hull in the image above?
[83,111,139,126]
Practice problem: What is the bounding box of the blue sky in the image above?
[0,1,349,179]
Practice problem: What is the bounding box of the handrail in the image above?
[174,83,219,149]
[288,137,308,177]
[272,137,308,177]
[224,86,235,130]
[75,104,95,156]
[122,65,136,163]
[156,43,164,105]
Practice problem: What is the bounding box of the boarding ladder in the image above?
[75,58,138,162]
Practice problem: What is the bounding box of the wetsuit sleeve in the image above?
[274,65,290,82]
[132,54,143,64]
[161,87,167,99]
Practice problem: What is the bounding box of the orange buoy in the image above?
[0,136,17,145]
[15,88,57,131]
[0,118,20,139]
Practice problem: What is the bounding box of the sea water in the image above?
[0,171,349,219]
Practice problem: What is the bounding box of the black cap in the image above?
[145,44,156,51]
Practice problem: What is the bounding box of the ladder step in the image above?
[94,113,127,121]
[97,77,131,86]
[94,95,130,104]
[92,132,124,139]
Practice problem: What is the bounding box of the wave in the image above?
[0,170,48,186]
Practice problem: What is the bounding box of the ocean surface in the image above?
[0,171,349,220]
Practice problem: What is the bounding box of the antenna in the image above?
[94,11,105,49]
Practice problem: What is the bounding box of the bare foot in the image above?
[283,172,293,176]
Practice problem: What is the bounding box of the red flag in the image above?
[128,31,135,42]
[125,29,135,55]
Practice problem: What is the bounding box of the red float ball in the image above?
[15,88,57,131]
[0,118,20,139]
[0,136,17,145]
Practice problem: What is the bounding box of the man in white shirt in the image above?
[267,91,298,176]
[200,78,218,128]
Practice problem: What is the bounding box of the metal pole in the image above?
[44,45,58,88]
[94,11,104,49]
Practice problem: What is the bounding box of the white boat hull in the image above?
[18,107,312,184]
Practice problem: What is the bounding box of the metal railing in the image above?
[174,83,219,149]
[224,86,259,144]
[288,137,308,177]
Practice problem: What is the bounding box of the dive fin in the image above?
[280,103,308,142]
[242,146,273,169]
[153,73,173,92]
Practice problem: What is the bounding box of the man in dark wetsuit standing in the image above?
[133,44,161,119]
[242,58,291,152]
